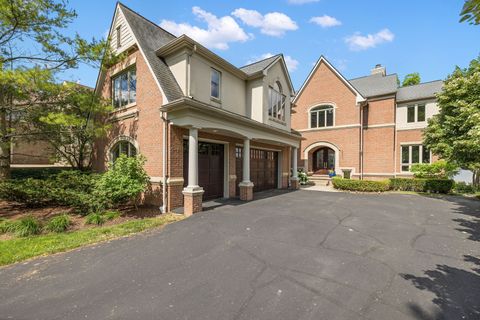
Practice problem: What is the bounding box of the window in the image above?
[112,67,136,108]
[401,144,430,172]
[407,104,426,123]
[268,82,286,122]
[310,105,334,128]
[116,26,121,48]
[211,68,221,99]
[110,140,137,163]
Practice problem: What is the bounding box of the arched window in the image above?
[268,81,286,122]
[310,105,334,128]
[110,140,137,162]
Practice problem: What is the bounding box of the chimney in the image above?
[371,64,386,76]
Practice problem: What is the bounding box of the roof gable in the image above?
[349,74,399,98]
[294,56,365,104]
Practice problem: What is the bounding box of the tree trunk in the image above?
[0,106,11,180]
[473,169,480,187]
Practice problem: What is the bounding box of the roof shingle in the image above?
[396,80,443,102]
[349,74,399,98]
[240,55,280,75]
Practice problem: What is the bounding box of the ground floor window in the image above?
[401,144,430,172]
[110,140,137,163]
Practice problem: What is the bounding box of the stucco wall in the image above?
[263,60,292,131]
[396,99,439,130]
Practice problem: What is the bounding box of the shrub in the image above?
[85,213,106,226]
[0,179,53,207]
[16,216,42,237]
[454,182,477,194]
[46,214,71,233]
[10,167,71,180]
[332,177,390,192]
[410,160,458,179]
[389,178,454,194]
[0,219,19,234]
[104,211,121,221]
[297,170,308,185]
[95,155,150,208]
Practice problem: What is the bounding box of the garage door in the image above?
[236,147,278,194]
[184,141,224,200]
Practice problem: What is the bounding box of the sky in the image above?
[62,0,480,90]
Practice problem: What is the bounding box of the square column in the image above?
[238,138,254,201]
[290,146,300,189]
[182,127,204,216]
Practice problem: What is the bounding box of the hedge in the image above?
[10,167,72,180]
[332,177,390,192]
[389,178,454,194]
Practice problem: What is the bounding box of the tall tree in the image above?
[402,72,421,87]
[423,57,480,186]
[460,0,480,25]
[30,82,112,171]
[0,0,104,179]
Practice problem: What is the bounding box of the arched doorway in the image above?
[312,147,335,174]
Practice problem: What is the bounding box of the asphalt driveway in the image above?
[0,190,479,320]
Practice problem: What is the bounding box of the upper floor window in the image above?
[116,26,121,48]
[310,105,334,128]
[112,67,136,108]
[407,104,426,123]
[401,144,430,172]
[211,68,221,100]
[110,140,137,163]
[268,82,286,122]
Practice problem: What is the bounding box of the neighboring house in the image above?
[93,3,302,215]
[292,56,442,180]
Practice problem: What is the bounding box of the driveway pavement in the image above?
[0,191,479,320]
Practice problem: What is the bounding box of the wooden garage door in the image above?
[236,147,278,194]
[184,141,224,200]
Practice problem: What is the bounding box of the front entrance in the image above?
[184,141,224,200]
[312,147,335,174]
[236,147,278,194]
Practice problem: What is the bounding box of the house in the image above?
[93,3,302,215]
[292,56,442,180]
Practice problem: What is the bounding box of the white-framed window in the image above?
[310,105,334,128]
[268,81,286,122]
[112,67,136,108]
[211,68,221,100]
[407,104,426,123]
[110,140,137,163]
[401,144,430,172]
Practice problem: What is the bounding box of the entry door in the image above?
[313,148,335,174]
[183,141,224,200]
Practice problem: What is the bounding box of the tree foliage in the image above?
[423,56,480,186]
[460,0,480,25]
[402,72,421,87]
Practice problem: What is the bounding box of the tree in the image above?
[423,56,480,186]
[402,72,421,87]
[30,82,112,171]
[460,0,480,25]
[0,0,105,179]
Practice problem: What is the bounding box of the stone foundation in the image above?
[239,182,254,201]
[290,178,300,190]
[182,187,204,217]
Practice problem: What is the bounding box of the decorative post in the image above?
[182,127,204,216]
[290,146,300,189]
[239,138,254,201]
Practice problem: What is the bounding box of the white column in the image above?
[292,147,298,179]
[242,138,251,183]
[185,127,201,191]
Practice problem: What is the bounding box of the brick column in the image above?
[182,127,204,216]
[290,146,300,190]
[239,138,254,201]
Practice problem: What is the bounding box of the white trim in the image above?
[400,141,423,145]
[293,56,366,104]
[236,143,282,152]
[303,141,341,174]
[297,124,360,132]
[264,55,295,95]
[107,135,139,162]
[150,176,164,183]
[307,103,336,129]
[352,173,395,176]
[366,123,396,129]
[396,127,427,132]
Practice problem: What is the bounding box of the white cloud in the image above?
[288,0,320,4]
[232,8,298,37]
[345,29,394,51]
[159,7,251,50]
[247,53,299,72]
[310,15,342,28]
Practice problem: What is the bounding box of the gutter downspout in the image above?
[393,102,397,178]
[359,101,367,180]
[161,111,168,213]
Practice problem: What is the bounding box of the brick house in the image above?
[292,56,442,180]
[93,3,302,215]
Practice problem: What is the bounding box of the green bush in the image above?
[297,170,308,185]
[16,216,42,237]
[454,182,477,194]
[10,167,71,180]
[410,160,458,179]
[95,155,150,207]
[389,178,454,194]
[0,179,53,207]
[332,177,390,192]
[104,211,121,221]
[85,213,106,226]
[46,214,71,233]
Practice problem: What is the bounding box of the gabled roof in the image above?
[293,56,366,104]
[240,55,281,75]
[119,3,183,102]
[396,80,443,102]
[349,73,399,98]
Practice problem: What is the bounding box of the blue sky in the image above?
[64,0,480,89]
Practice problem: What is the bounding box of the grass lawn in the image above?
[0,213,183,267]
